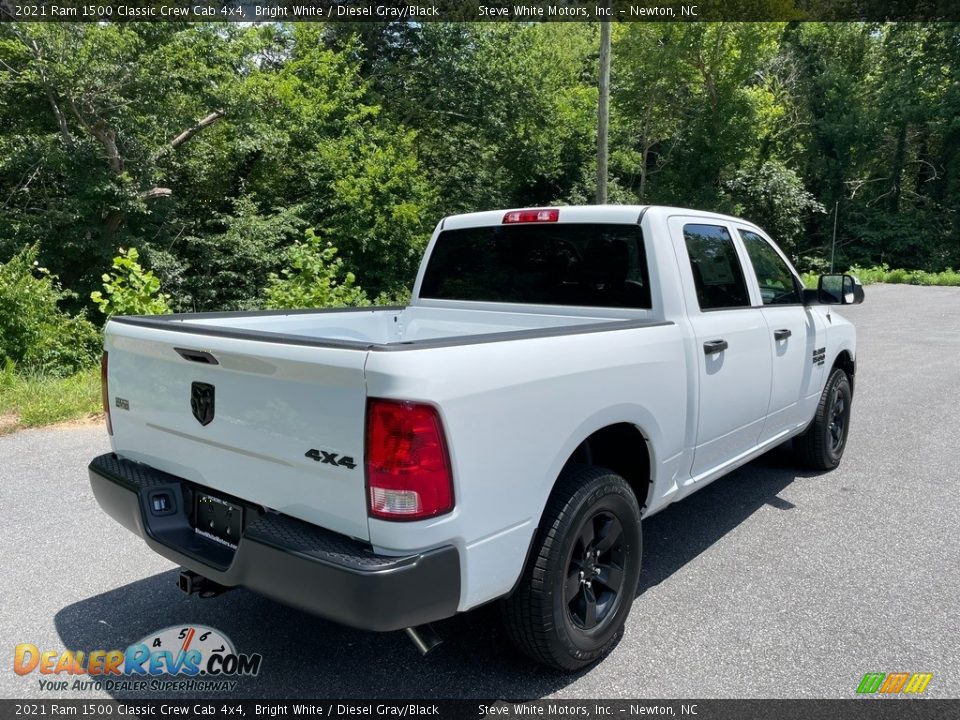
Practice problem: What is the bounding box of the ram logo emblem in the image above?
[190,382,216,426]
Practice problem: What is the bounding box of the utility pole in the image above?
[596,18,611,204]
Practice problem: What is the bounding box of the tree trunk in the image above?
[41,84,74,148]
[21,37,74,147]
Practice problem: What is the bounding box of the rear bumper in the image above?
[88,453,460,632]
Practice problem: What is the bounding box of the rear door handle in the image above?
[703,339,728,355]
[774,329,792,341]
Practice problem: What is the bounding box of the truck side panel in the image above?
[363,322,689,610]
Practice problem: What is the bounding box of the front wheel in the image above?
[795,367,853,470]
[501,465,642,671]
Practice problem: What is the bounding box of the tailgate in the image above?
[104,319,371,541]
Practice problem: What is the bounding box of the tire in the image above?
[795,367,853,470]
[501,465,642,671]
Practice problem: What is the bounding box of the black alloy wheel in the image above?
[828,385,847,455]
[795,366,853,470]
[501,465,642,671]
[564,511,627,632]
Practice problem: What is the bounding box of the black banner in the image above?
[0,700,957,720]
[2,0,960,23]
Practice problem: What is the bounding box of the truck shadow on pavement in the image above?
[55,444,820,699]
[636,443,814,596]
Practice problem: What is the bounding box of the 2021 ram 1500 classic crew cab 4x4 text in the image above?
[89,205,864,670]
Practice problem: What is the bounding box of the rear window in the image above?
[419,224,651,309]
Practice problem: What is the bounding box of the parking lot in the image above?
[1,283,958,699]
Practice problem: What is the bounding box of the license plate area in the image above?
[193,491,243,549]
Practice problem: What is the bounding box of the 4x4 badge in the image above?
[191,382,215,426]
[305,448,356,469]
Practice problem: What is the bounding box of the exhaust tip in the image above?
[404,625,443,655]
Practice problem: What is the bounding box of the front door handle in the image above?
[703,339,728,355]
[774,329,792,341]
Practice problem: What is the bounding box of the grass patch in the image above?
[802,265,960,288]
[0,366,102,434]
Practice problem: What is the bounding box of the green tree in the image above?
[91,247,171,317]
[0,23,436,305]
[723,160,825,252]
[332,23,597,211]
[2,18,960,328]
[0,246,99,376]
[0,24,264,298]
[612,24,697,202]
[262,229,369,310]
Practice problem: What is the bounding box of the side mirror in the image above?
[815,273,865,305]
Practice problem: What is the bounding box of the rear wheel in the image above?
[501,465,642,671]
[795,367,853,470]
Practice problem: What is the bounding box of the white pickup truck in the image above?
[89,205,864,670]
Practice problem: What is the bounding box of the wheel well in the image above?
[833,350,856,392]
[564,423,652,510]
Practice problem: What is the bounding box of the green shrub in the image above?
[0,246,101,377]
[91,247,172,317]
[845,264,890,285]
[846,265,960,287]
[916,269,960,286]
[263,229,371,310]
[886,268,909,284]
[802,264,960,288]
[372,287,412,307]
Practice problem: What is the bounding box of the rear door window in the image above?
[682,224,751,310]
[420,224,651,309]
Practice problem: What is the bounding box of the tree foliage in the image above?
[0,23,435,308]
[1,19,958,356]
[0,246,100,376]
[91,247,172,317]
[262,229,369,310]
[723,160,826,253]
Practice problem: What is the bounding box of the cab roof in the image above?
[441,205,760,231]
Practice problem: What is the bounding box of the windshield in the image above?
[419,223,651,309]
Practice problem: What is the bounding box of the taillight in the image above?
[366,399,453,521]
[101,351,113,436]
[502,208,559,224]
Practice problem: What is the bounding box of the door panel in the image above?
[669,218,773,478]
[759,305,821,439]
[734,227,825,440]
[689,309,772,476]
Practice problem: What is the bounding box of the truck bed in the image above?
[111,305,654,350]
[103,304,666,544]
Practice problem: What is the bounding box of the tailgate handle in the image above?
[174,348,219,365]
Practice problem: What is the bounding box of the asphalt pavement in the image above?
[1,283,958,699]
